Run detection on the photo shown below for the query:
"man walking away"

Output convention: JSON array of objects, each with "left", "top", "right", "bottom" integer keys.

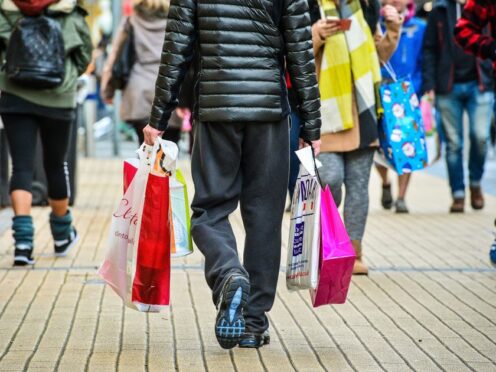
[
  {"left": 423, "top": 0, "right": 494, "bottom": 213},
  {"left": 143, "top": 0, "right": 321, "bottom": 349}
]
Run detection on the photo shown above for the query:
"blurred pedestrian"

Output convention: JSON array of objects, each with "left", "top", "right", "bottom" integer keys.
[
  {"left": 0, "top": 0, "right": 92, "bottom": 266},
  {"left": 101, "top": 0, "right": 188, "bottom": 145},
  {"left": 423, "top": 0, "right": 494, "bottom": 213},
  {"left": 376, "top": 0, "right": 426, "bottom": 213},
  {"left": 454, "top": 0, "right": 496, "bottom": 68},
  {"left": 143, "top": 0, "right": 321, "bottom": 349},
  {"left": 314, "top": 0, "right": 402, "bottom": 275},
  {"left": 454, "top": 0, "right": 496, "bottom": 263}
]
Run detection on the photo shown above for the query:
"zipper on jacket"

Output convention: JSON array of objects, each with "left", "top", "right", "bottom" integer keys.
[
  {"left": 475, "top": 60, "right": 484, "bottom": 92},
  {"left": 437, "top": 21, "right": 444, "bottom": 50},
  {"left": 448, "top": 63, "right": 455, "bottom": 92}
]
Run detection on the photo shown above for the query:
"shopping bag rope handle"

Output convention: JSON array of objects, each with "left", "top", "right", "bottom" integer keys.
[
  {"left": 380, "top": 60, "right": 398, "bottom": 82},
  {"left": 304, "top": 139, "right": 324, "bottom": 189}
]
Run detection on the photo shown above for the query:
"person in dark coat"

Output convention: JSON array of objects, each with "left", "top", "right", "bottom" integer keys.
[
  {"left": 423, "top": 0, "right": 494, "bottom": 213},
  {"left": 144, "top": 0, "right": 321, "bottom": 349}
]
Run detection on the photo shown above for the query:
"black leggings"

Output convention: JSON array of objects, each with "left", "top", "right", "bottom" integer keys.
[{"left": 2, "top": 113, "right": 71, "bottom": 200}]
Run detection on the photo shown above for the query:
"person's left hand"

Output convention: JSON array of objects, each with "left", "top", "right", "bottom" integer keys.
[
  {"left": 382, "top": 4, "right": 403, "bottom": 24},
  {"left": 143, "top": 124, "right": 164, "bottom": 145},
  {"left": 299, "top": 138, "right": 321, "bottom": 156}
]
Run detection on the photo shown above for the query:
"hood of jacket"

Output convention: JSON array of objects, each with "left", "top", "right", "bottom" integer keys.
[
  {"left": 130, "top": 12, "right": 167, "bottom": 65},
  {"left": 434, "top": 0, "right": 464, "bottom": 8},
  {"left": 132, "top": 9, "right": 167, "bottom": 32}
]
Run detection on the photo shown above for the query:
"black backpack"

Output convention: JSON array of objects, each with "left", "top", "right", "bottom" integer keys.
[
  {"left": 110, "top": 17, "right": 136, "bottom": 90},
  {"left": 2, "top": 13, "right": 65, "bottom": 89}
]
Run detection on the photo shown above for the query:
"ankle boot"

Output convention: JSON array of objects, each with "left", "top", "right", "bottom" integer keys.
[
  {"left": 12, "top": 215, "right": 35, "bottom": 266},
  {"left": 50, "top": 210, "right": 78, "bottom": 256},
  {"left": 352, "top": 240, "right": 368, "bottom": 275}
]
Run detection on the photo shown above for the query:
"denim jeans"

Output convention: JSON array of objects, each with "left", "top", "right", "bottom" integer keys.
[
  {"left": 288, "top": 111, "right": 301, "bottom": 199},
  {"left": 437, "top": 81, "right": 494, "bottom": 198}
]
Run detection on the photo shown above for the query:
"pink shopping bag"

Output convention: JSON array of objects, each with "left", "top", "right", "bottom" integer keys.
[{"left": 310, "top": 186, "right": 355, "bottom": 307}]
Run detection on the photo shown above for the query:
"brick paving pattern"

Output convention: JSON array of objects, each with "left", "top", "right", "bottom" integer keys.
[{"left": 0, "top": 158, "right": 495, "bottom": 371}]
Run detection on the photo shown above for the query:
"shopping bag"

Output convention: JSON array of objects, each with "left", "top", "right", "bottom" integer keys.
[
  {"left": 169, "top": 169, "right": 193, "bottom": 257},
  {"left": 124, "top": 159, "right": 193, "bottom": 258},
  {"left": 286, "top": 146, "right": 321, "bottom": 290},
  {"left": 123, "top": 158, "right": 138, "bottom": 193},
  {"left": 99, "top": 139, "right": 178, "bottom": 312},
  {"left": 420, "top": 96, "right": 441, "bottom": 165},
  {"left": 378, "top": 65, "right": 428, "bottom": 175},
  {"left": 310, "top": 185, "right": 355, "bottom": 307}
]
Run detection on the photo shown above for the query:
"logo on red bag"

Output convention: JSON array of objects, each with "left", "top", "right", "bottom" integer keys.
[{"left": 113, "top": 199, "right": 139, "bottom": 225}]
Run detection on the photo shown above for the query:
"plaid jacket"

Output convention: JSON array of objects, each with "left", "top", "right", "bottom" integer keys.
[{"left": 454, "top": 0, "right": 496, "bottom": 70}]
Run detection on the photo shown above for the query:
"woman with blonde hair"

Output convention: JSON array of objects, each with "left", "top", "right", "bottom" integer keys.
[
  {"left": 312, "top": 0, "right": 402, "bottom": 275},
  {"left": 101, "top": 0, "right": 186, "bottom": 144}
]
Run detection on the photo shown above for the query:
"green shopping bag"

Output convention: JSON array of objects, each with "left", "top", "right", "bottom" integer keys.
[{"left": 170, "top": 169, "right": 193, "bottom": 257}]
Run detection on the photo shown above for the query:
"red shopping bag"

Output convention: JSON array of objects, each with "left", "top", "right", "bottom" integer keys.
[
  {"left": 310, "top": 186, "right": 355, "bottom": 307},
  {"left": 99, "top": 140, "right": 177, "bottom": 312},
  {"left": 132, "top": 173, "right": 171, "bottom": 307}
]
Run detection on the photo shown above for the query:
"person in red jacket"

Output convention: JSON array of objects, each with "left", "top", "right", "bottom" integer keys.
[
  {"left": 454, "top": 0, "right": 496, "bottom": 70},
  {"left": 455, "top": 2, "right": 496, "bottom": 265}
]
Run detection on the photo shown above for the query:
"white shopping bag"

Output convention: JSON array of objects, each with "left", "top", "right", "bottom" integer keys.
[
  {"left": 98, "top": 139, "right": 178, "bottom": 312},
  {"left": 286, "top": 146, "right": 321, "bottom": 290}
]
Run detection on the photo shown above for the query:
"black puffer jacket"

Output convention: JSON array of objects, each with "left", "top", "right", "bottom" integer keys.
[{"left": 149, "top": 0, "right": 321, "bottom": 141}]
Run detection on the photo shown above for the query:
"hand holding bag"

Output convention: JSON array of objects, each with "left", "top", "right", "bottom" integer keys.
[
  {"left": 286, "top": 146, "right": 321, "bottom": 290},
  {"left": 123, "top": 159, "right": 193, "bottom": 258},
  {"left": 99, "top": 139, "right": 178, "bottom": 312},
  {"left": 287, "top": 145, "right": 356, "bottom": 305}
]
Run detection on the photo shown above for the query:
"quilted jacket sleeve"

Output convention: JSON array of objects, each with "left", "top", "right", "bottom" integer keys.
[
  {"left": 281, "top": 0, "right": 321, "bottom": 142},
  {"left": 149, "top": 0, "right": 197, "bottom": 131}
]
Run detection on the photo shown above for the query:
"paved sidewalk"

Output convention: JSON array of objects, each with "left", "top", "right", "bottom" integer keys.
[{"left": 0, "top": 158, "right": 495, "bottom": 372}]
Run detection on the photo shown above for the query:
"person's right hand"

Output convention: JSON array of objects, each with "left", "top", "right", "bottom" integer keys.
[
  {"left": 382, "top": 4, "right": 403, "bottom": 24},
  {"left": 143, "top": 124, "right": 164, "bottom": 145},
  {"left": 299, "top": 138, "right": 322, "bottom": 156},
  {"left": 314, "top": 19, "right": 341, "bottom": 40}
]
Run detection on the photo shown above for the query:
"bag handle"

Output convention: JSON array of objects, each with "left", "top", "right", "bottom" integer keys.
[
  {"left": 304, "top": 139, "right": 324, "bottom": 189},
  {"left": 381, "top": 60, "right": 398, "bottom": 82}
]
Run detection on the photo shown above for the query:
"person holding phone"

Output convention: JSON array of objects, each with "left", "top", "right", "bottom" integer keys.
[{"left": 312, "top": 0, "right": 402, "bottom": 275}]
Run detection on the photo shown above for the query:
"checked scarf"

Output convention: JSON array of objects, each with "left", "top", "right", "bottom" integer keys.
[{"left": 319, "top": 0, "right": 381, "bottom": 134}]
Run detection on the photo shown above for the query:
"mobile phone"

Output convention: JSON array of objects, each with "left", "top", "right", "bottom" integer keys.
[{"left": 326, "top": 17, "right": 352, "bottom": 31}]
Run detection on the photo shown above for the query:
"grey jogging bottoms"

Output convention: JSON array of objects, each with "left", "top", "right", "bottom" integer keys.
[
  {"left": 317, "top": 148, "right": 375, "bottom": 241},
  {"left": 190, "top": 118, "right": 290, "bottom": 334}
]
